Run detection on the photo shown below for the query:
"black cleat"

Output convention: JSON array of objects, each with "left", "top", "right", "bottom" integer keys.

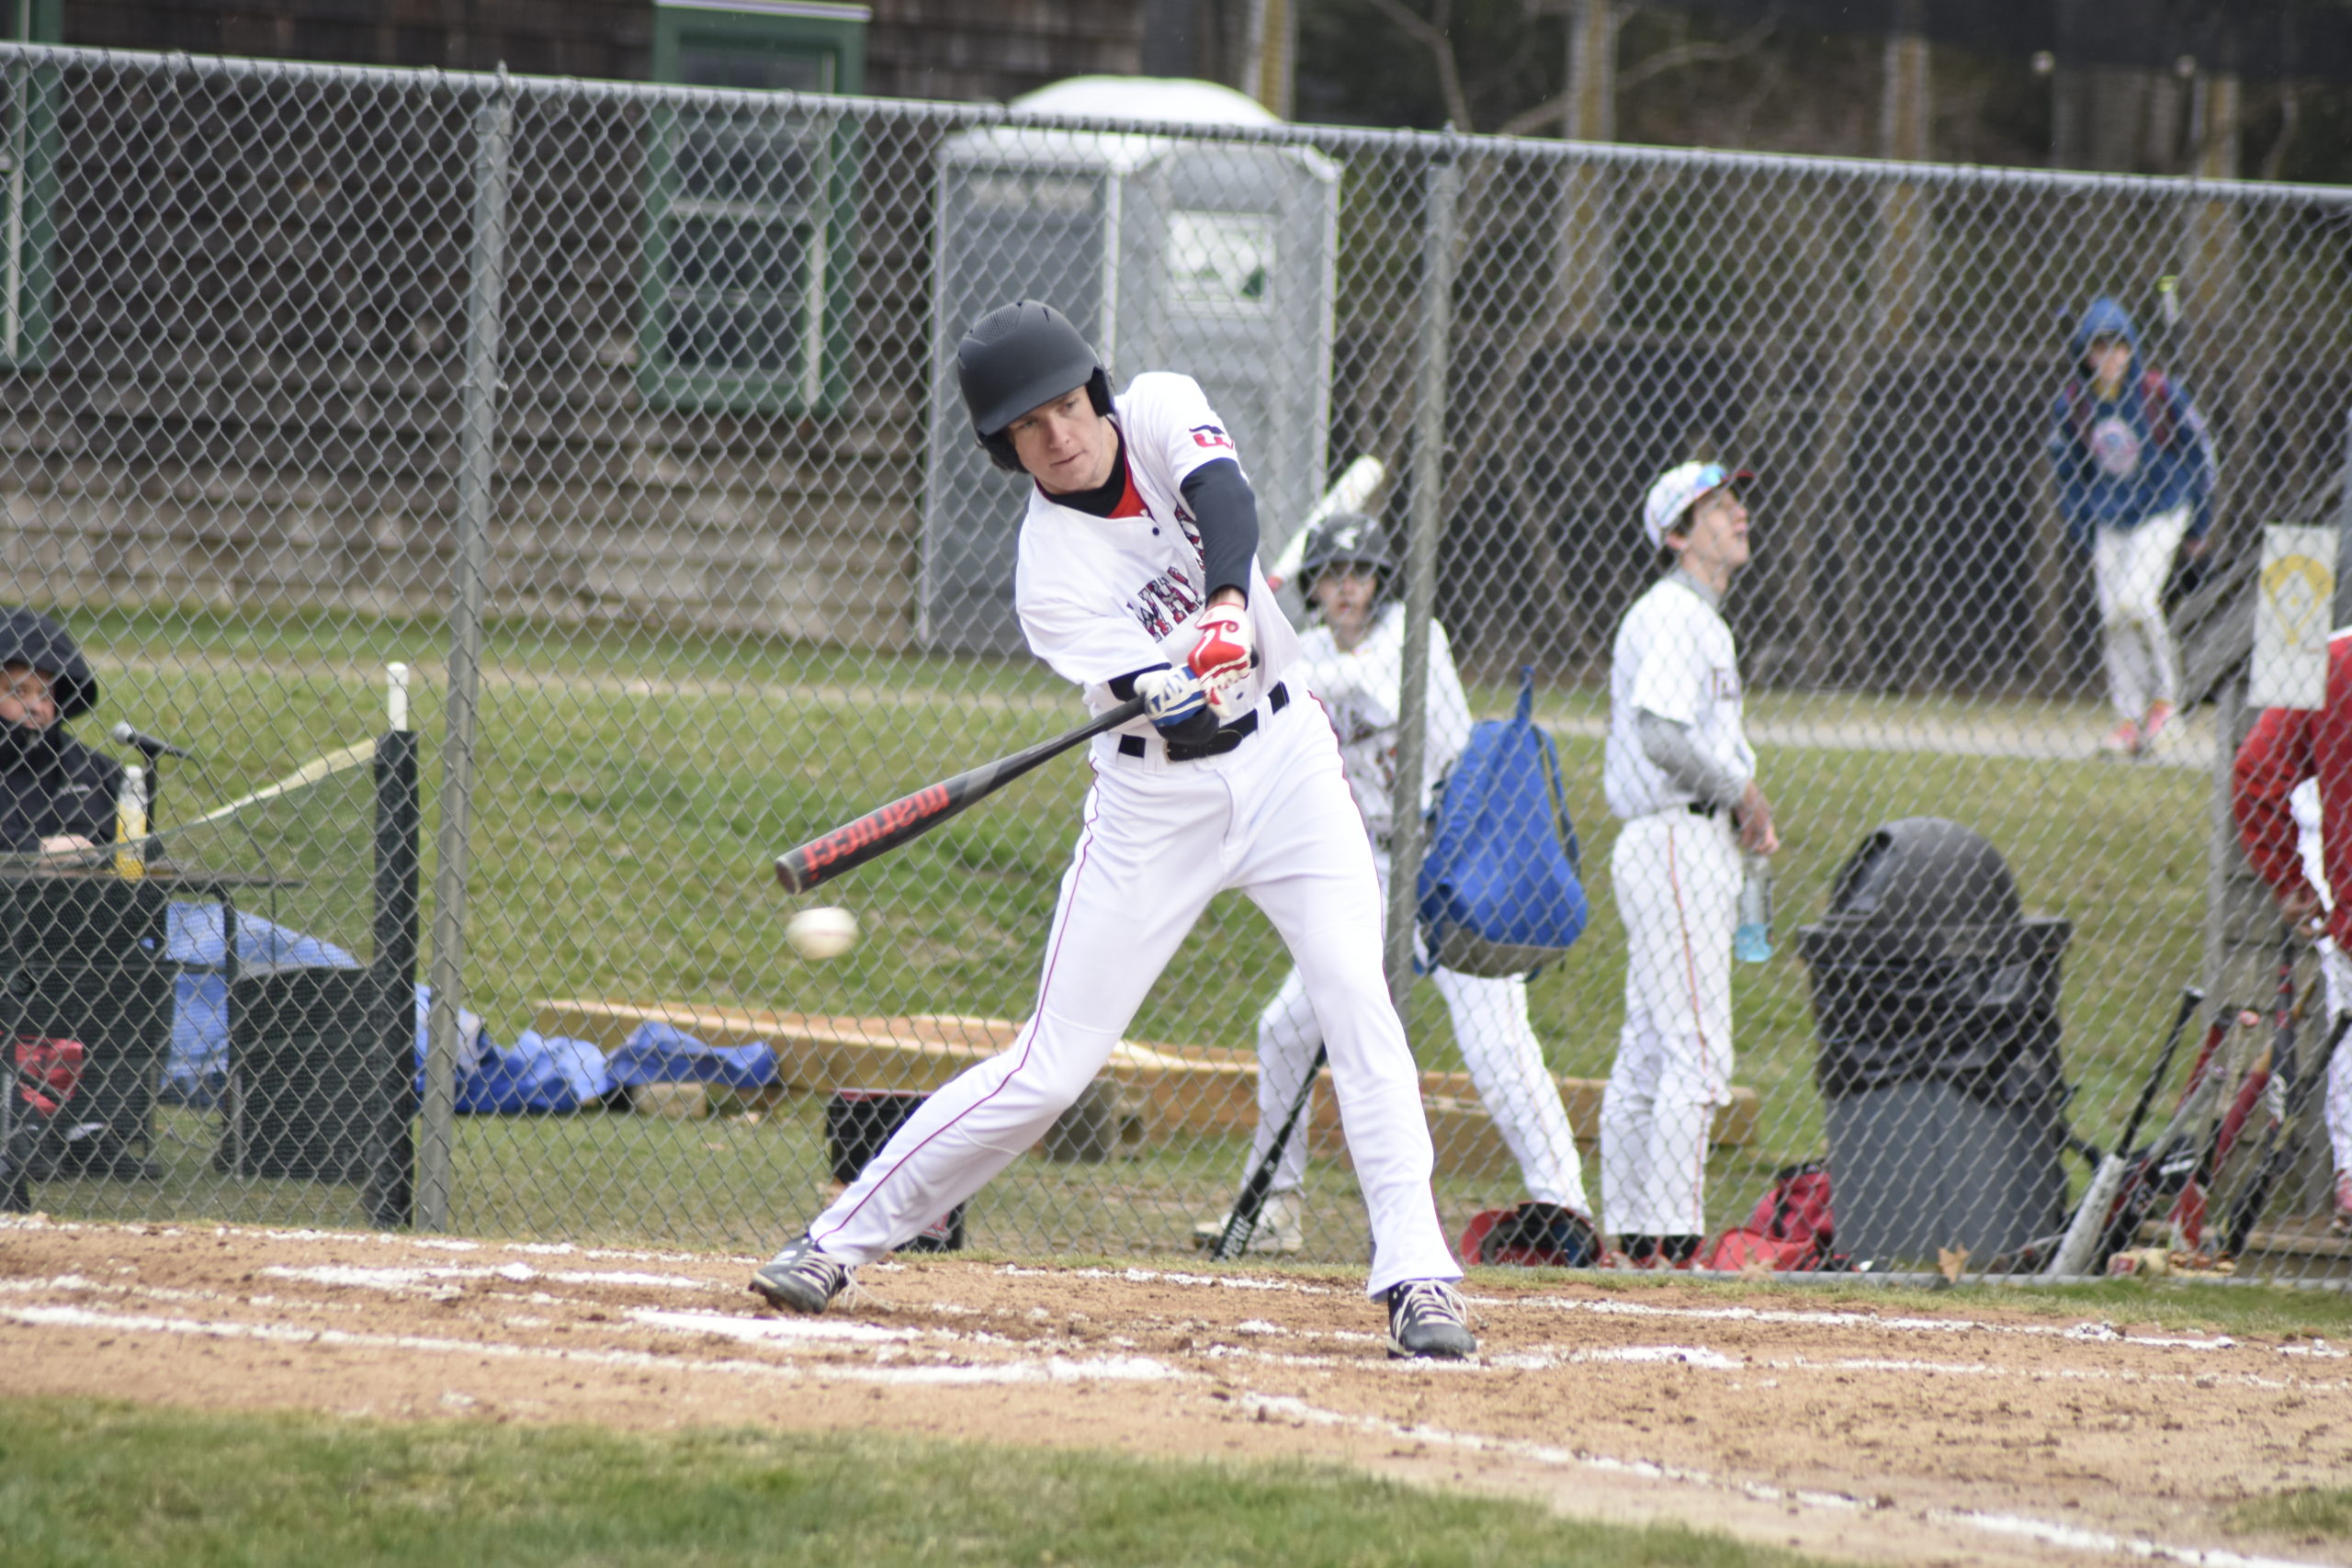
[
  {"left": 1385, "top": 1278, "right": 1476, "bottom": 1359},
  {"left": 750, "top": 1235, "right": 850, "bottom": 1315}
]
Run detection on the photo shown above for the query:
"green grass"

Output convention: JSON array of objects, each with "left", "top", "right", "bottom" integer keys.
[
  {"left": 26, "top": 604, "right": 2279, "bottom": 1258},
  {"left": 0, "top": 1398, "right": 1844, "bottom": 1568},
  {"left": 2228, "top": 1487, "right": 2352, "bottom": 1540}
]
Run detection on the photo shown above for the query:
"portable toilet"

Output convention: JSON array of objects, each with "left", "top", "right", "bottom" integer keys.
[{"left": 921, "top": 77, "right": 1340, "bottom": 655}]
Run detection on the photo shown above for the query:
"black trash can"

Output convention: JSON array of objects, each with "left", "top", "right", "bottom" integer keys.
[
  {"left": 223, "top": 964, "right": 385, "bottom": 1182},
  {"left": 1797, "top": 818, "right": 2072, "bottom": 1266}
]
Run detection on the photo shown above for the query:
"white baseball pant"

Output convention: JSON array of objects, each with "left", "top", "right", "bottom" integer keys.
[
  {"left": 1247, "top": 853, "right": 1590, "bottom": 1212},
  {"left": 803, "top": 696, "right": 1460, "bottom": 1296},
  {"left": 1601, "top": 808, "right": 1739, "bottom": 1239},
  {"left": 2315, "top": 939, "right": 2352, "bottom": 1185},
  {"left": 2092, "top": 504, "right": 2190, "bottom": 722}
]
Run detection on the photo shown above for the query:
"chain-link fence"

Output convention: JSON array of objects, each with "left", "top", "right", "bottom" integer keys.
[{"left": 6, "top": 41, "right": 2352, "bottom": 1285}]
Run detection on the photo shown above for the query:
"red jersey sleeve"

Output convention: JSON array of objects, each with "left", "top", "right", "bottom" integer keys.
[{"left": 2233, "top": 704, "right": 2316, "bottom": 902}]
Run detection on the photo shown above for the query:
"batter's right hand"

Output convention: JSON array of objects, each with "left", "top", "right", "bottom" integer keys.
[{"left": 1735, "top": 779, "right": 1779, "bottom": 855}]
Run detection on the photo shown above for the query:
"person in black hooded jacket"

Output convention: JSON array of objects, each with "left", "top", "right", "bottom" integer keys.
[{"left": 0, "top": 606, "right": 124, "bottom": 855}]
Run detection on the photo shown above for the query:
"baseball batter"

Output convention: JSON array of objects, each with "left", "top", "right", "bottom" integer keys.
[
  {"left": 1600, "top": 462, "right": 1779, "bottom": 1267},
  {"left": 752, "top": 301, "right": 1474, "bottom": 1358},
  {"left": 1196, "top": 514, "right": 1595, "bottom": 1259}
]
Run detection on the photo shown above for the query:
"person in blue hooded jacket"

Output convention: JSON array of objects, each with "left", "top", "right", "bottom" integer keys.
[
  {"left": 0, "top": 606, "right": 124, "bottom": 855},
  {"left": 2049, "top": 297, "right": 2216, "bottom": 757}
]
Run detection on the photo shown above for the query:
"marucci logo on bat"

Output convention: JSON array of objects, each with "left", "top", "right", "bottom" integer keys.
[{"left": 802, "top": 784, "right": 953, "bottom": 871}]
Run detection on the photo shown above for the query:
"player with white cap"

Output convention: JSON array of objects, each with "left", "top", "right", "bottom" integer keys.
[{"left": 1600, "top": 461, "right": 1779, "bottom": 1267}]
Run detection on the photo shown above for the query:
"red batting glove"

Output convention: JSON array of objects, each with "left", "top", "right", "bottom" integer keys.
[{"left": 1187, "top": 604, "right": 1252, "bottom": 682}]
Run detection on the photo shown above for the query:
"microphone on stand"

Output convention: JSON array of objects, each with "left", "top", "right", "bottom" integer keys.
[{"left": 111, "top": 722, "right": 194, "bottom": 760}]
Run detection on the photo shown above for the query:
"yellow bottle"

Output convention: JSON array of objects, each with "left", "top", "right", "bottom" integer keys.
[{"left": 113, "top": 764, "right": 146, "bottom": 879}]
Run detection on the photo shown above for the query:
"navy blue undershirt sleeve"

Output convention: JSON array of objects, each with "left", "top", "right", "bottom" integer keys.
[{"left": 1179, "top": 458, "right": 1260, "bottom": 601}]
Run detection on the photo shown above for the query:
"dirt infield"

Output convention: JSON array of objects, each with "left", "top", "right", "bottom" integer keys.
[{"left": 4, "top": 1216, "right": 2348, "bottom": 1568}]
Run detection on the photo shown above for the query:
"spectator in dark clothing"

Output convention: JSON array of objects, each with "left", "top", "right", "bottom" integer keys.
[{"left": 0, "top": 606, "right": 123, "bottom": 855}]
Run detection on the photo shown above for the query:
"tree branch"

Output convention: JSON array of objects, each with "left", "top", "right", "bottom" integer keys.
[
  {"left": 1614, "top": 6, "right": 1779, "bottom": 94},
  {"left": 1495, "top": 5, "right": 1779, "bottom": 140},
  {"left": 1363, "top": 0, "right": 1476, "bottom": 132}
]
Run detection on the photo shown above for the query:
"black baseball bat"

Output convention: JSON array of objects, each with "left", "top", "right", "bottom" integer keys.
[
  {"left": 2047, "top": 981, "right": 2202, "bottom": 1275},
  {"left": 2120, "top": 985, "right": 2205, "bottom": 1162},
  {"left": 1211, "top": 1043, "right": 1326, "bottom": 1261},
  {"left": 2088, "top": 983, "right": 2204, "bottom": 1265},
  {"left": 775, "top": 695, "right": 1148, "bottom": 894}
]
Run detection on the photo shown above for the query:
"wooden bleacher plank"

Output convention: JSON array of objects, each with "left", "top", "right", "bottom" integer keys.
[{"left": 531, "top": 998, "right": 1758, "bottom": 1176}]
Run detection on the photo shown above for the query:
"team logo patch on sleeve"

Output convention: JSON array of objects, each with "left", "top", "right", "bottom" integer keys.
[{"left": 1188, "top": 423, "right": 1234, "bottom": 452}]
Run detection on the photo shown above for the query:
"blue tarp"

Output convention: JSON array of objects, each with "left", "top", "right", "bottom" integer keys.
[
  {"left": 454, "top": 1031, "right": 615, "bottom": 1114},
  {"left": 608, "top": 1019, "right": 778, "bottom": 1091}
]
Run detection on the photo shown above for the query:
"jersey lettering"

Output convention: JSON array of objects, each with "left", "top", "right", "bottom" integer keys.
[
  {"left": 1188, "top": 423, "right": 1234, "bottom": 452},
  {"left": 1127, "top": 570, "right": 1204, "bottom": 639}
]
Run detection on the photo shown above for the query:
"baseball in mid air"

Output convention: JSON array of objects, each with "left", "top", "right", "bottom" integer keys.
[{"left": 786, "top": 906, "right": 859, "bottom": 960}]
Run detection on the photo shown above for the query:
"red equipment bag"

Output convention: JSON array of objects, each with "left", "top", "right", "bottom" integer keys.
[
  {"left": 1700, "top": 1161, "right": 1849, "bottom": 1272},
  {"left": 12, "top": 1036, "right": 85, "bottom": 1118}
]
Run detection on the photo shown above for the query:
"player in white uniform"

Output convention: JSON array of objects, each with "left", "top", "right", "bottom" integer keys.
[
  {"left": 751, "top": 301, "right": 1474, "bottom": 1358},
  {"left": 1193, "top": 514, "right": 1597, "bottom": 1261},
  {"left": 1600, "top": 462, "right": 1779, "bottom": 1267}
]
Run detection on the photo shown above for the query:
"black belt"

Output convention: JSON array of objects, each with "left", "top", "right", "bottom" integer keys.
[
  {"left": 1687, "top": 801, "right": 1719, "bottom": 819},
  {"left": 1118, "top": 682, "right": 1289, "bottom": 761}
]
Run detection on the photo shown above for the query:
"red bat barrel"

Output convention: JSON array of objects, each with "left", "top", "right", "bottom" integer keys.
[{"left": 774, "top": 694, "right": 1148, "bottom": 895}]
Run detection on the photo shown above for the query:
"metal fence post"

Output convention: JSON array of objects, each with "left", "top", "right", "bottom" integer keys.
[
  {"left": 420, "top": 75, "right": 513, "bottom": 1231},
  {"left": 1384, "top": 147, "right": 1458, "bottom": 1009},
  {"left": 2336, "top": 405, "right": 2352, "bottom": 630}
]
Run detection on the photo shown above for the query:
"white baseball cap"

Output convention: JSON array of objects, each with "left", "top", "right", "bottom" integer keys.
[{"left": 1642, "top": 461, "right": 1755, "bottom": 547}]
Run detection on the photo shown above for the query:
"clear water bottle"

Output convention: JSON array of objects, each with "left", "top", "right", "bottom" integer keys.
[{"left": 1735, "top": 851, "right": 1772, "bottom": 963}]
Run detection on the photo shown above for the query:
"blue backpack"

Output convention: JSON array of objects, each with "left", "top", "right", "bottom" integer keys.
[{"left": 1416, "top": 669, "right": 1589, "bottom": 976}]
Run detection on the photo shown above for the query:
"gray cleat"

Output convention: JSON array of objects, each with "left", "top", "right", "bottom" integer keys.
[
  {"left": 750, "top": 1235, "right": 850, "bottom": 1315},
  {"left": 1385, "top": 1278, "right": 1476, "bottom": 1359}
]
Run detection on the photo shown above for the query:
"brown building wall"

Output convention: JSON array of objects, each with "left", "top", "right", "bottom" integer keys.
[
  {"left": 865, "top": 0, "right": 1142, "bottom": 104},
  {"left": 65, "top": 0, "right": 654, "bottom": 78},
  {"left": 63, "top": 2, "right": 1146, "bottom": 105},
  {"left": 17, "top": 5, "right": 1147, "bottom": 647}
]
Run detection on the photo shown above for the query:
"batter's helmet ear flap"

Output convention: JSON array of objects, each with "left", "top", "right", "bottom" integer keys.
[
  {"left": 978, "top": 429, "right": 1023, "bottom": 472},
  {"left": 1085, "top": 366, "right": 1113, "bottom": 417}
]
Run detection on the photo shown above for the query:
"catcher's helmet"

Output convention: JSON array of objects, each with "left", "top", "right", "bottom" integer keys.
[
  {"left": 1296, "top": 512, "right": 1396, "bottom": 599},
  {"left": 955, "top": 299, "right": 1114, "bottom": 473}
]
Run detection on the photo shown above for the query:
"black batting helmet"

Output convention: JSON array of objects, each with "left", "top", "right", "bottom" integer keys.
[
  {"left": 955, "top": 300, "right": 1114, "bottom": 473},
  {"left": 1296, "top": 513, "right": 1396, "bottom": 601}
]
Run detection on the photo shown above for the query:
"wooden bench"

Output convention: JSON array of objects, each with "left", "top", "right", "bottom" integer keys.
[{"left": 534, "top": 998, "right": 1758, "bottom": 1179}]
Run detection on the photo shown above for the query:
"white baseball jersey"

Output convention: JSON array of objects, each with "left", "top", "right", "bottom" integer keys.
[
  {"left": 1292, "top": 602, "right": 1473, "bottom": 845},
  {"left": 1603, "top": 574, "right": 1755, "bottom": 820},
  {"left": 1013, "top": 372, "right": 1298, "bottom": 759}
]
